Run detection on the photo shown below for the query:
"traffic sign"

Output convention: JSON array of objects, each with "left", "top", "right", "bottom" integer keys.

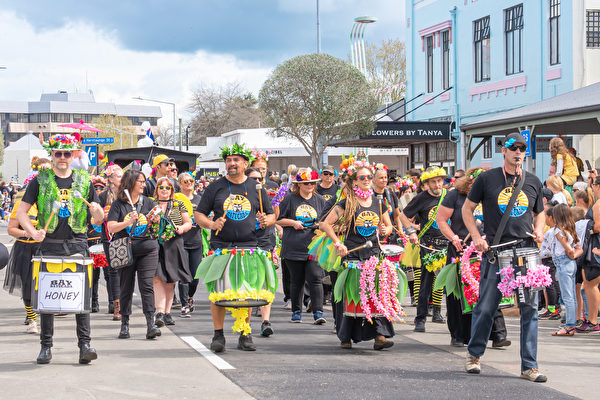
[
  {"left": 82, "top": 137, "right": 114, "bottom": 144},
  {"left": 520, "top": 129, "right": 531, "bottom": 156},
  {"left": 86, "top": 145, "right": 97, "bottom": 167}
]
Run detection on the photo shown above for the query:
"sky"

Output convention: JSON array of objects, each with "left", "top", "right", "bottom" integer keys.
[{"left": 0, "top": 0, "right": 405, "bottom": 127}]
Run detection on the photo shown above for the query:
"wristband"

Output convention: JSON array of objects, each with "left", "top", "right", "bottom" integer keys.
[
  {"left": 333, "top": 241, "right": 342, "bottom": 248},
  {"left": 451, "top": 234, "right": 460, "bottom": 242},
  {"left": 405, "top": 227, "right": 416, "bottom": 235}
]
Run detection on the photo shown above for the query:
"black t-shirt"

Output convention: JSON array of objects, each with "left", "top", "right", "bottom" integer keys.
[
  {"left": 467, "top": 167, "right": 543, "bottom": 242},
  {"left": 182, "top": 193, "right": 203, "bottom": 249},
  {"left": 265, "top": 180, "right": 279, "bottom": 190},
  {"left": 441, "top": 189, "right": 469, "bottom": 238},
  {"left": 107, "top": 196, "right": 158, "bottom": 254},
  {"left": 402, "top": 190, "right": 446, "bottom": 241},
  {"left": 374, "top": 188, "right": 398, "bottom": 220},
  {"left": 22, "top": 174, "right": 98, "bottom": 241},
  {"left": 279, "top": 193, "right": 326, "bottom": 260},
  {"left": 98, "top": 189, "right": 115, "bottom": 243},
  {"left": 317, "top": 183, "right": 338, "bottom": 202},
  {"left": 339, "top": 194, "right": 382, "bottom": 261},
  {"left": 196, "top": 176, "right": 274, "bottom": 248}
]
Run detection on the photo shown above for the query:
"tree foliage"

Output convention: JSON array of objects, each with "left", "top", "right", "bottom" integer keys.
[
  {"left": 0, "top": 130, "right": 4, "bottom": 169},
  {"left": 86, "top": 114, "right": 137, "bottom": 151},
  {"left": 259, "top": 53, "right": 377, "bottom": 168},
  {"left": 187, "top": 82, "right": 264, "bottom": 146},
  {"left": 364, "top": 39, "right": 406, "bottom": 105}
]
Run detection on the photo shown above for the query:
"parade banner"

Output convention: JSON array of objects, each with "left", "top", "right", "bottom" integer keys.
[{"left": 364, "top": 121, "right": 452, "bottom": 141}]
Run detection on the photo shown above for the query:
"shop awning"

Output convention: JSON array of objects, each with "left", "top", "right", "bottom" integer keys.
[{"left": 331, "top": 121, "right": 453, "bottom": 147}]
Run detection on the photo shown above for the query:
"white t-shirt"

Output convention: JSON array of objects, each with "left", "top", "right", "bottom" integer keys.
[
  {"left": 551, "top": 191, "right": 568, "bottom": 205},
  {"left": 552, "top": 229, "right": 573, "bottom": 257},
  {"left": 540, "top": 227, "right": 556, "bottom": 259},
  {"left": 575, "top": 219, "right": 589, "bottom": 248}
]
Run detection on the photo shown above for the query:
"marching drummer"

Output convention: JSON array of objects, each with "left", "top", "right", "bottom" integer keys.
[
  {"left": 17, "top": 133, "right": 104, "bottom": 365},
  {"left": 194, "top": 143, "right": 275, "bottom": 353},
  {"left": 462, "top": 132, "right": 546, "bottom": 382}
]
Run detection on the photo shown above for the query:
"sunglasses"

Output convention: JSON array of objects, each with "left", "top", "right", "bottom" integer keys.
[
  {"left": 507, "top": 144, "right": 527, "bottom": 153},
  {"left": 181, "top": 180, "right": 194, "bottom": 184},
  {"left": 301, "top": 182, "right": 316, "bottom": 186},
  {"left": 158, "top": 185, "right": 172, "bottom": 191},
  {"left": 53, "top": 151, "right": 72, "bottom": 159},
  {"left": 171, "top": 169, "right": 178, "bottom": 172},
  {"left": 322, "top": 171, "right": 333, "bottom": 176},
  {"left": 357, "top": 175, "right": 373, "bottom": 181}
]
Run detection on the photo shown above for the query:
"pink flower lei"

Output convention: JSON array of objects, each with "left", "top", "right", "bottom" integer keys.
[
  {"left": 353, "top": 186, "right": 373, "bottom": 199},
  {"left": 460, "top": 243, "right": 482, "bottom": 305},
  {"left": 497, "top": 264, "right": 552, "bottom": 298},
  {"left": 357, "top": 256, "right": 405, "bottom": 323}
]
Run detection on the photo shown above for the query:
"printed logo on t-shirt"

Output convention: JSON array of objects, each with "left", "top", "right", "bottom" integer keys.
[
  {"left": 474, "top": 203, "right": 484, "bottom": 221},
  {"left": 223, "top": 195, "right": 251, "bottom": 221},
  {"left": 427, "top": 206, "right": 441, "bottom": 230},
  {"left": 124, "top": 213, "right": 148, "bottom": 236},
  {"left": 295, "top": 204, "right": 318, "bottom": 226},
  {"left": 497, "top": 187, "right": 529, "bottom": 217},
  {"left": 92, "top": 223, "right": 102, "bottom": 233},
  {"left": 355, "top": 210, "right": 380, "bottom": 237},
  {"left": 58, "top": 188, "right": 71, "bottom": 217},
  {"left": 323, "top": 194, "right": 332, "bottom": 201}
]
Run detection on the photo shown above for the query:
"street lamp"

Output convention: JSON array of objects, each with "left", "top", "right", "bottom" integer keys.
[
  {"left": 132, "top": 96, "right": 177, "bottom": 150},
  {"left": 350, "top": 16, "right": 377, "bottom": 75}
]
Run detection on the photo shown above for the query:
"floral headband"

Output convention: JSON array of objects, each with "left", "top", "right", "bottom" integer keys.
[
  {"left": 467, "top": 168, "right": 483, "bottom": 181},
  {"left": 44, "top": 133, "right": 81, "bottom": 154},
  {"left": 293, "top": 169, "right": 320, "bottom": 183},
  {"left": 92, "top": 175, "right": 107, "bottom": 187},
  {"left": 374, "top": 162, "right": 388, "bottom": 172},
  {"left": 395, "top": 178, "right": 417, "bottom": 191},
  {"left": 250, "top": 148, "right": 270, "bottom": 164},
  {"left": 103, "top": 163, "right": 123, "bottom": 177},
  {"left": 340, "top": 154, "right": 375, "bottom": 179},
  {"left": 220, "top": 143, "right": 252, "bottom": 161},
  {"left": 420, "top": 167, "right": 447, "bottom": 182}
]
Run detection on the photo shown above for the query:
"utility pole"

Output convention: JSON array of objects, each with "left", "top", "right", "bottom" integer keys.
[{"left": 316, "top": 0, "right": 321, "bottom": 53}]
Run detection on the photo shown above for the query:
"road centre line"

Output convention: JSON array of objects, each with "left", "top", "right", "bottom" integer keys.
[{"left": 180, "top": 336, "right": 235, "bottom": 370}]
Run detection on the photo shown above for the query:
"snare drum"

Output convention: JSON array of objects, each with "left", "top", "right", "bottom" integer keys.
[
  {"left": 31, "top": 255, "right": 93, "bottom": 314},
  {"left": 380, "top": 244, "right": 404, "bottom": 262},
  {"left": 89, "top": 244, "right": 104, "bottom": 255},
  {"left": 497, "top": 247, "right": 541, "bottom": 271}
]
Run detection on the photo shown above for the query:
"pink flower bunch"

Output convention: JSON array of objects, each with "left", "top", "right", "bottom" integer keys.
[
  {"left": 460, "top": 243, "right": 482, "bottom": 305},
  {"left": 497, "top": 264, "right": 552, "bottom": 298},
  {"left": 358, "top": 256, "right": 404, "bottom": 323}
]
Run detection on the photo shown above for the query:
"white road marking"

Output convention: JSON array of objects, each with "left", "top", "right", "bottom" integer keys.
[{"left": 180, "top": 336, "right": 235, "bottom": 370}]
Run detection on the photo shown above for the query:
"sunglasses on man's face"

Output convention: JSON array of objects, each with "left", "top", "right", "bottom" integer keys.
[
  {"left": 158, "top": 185, "right": 172, "bottom": 191},
  {"left": 322, "top": 171, "right": 333, "bottom": 176},
  {"left": 507, "top": 144, "right": 527, "bottom": 153},
  {"left": 357, "top": 175, "right": 373, "bottom": 181},
  {"left": 53, "top": 151, "right": 72, "bottom": 159}
]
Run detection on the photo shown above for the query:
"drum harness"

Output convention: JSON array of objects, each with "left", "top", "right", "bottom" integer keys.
[{"left": 484, "top": 172, "right": 526, "bottom": 278}]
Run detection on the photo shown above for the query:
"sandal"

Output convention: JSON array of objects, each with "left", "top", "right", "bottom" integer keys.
[{"left": 552, "top": 326, "right": 575, "bottom": 336}]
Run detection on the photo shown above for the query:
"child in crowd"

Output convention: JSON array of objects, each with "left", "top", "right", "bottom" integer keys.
[
  {"left": 551, "top": 204, "right": 582, "bottom": 336},
  {"left": 571, "top": 206, "right": 589, "bottom": 326},
  {"left": 546, "top": 176, "right": 573, "bottom": 206},
  {"left": 539, "top": 206, "right": 561, "bottom": 320}
]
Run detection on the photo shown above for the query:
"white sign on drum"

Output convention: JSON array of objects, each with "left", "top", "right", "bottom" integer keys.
[{"left": 38, "top": 272, "right": 85, "bottom": 312}]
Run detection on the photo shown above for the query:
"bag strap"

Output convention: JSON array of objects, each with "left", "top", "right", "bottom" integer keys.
[
  {"left": 418, "top": 188, "right": 447, "bottom": 240},
  {"left": 491, "top": 173, "right": 526, "bottom": 248}
]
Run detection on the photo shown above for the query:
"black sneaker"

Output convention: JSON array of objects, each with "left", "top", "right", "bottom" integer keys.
[
  {"left": 260, "top": 321, "right": 274, "bottom": 337},
  {"left": 210, "top": 334, "right": 226, "bottom": 353},
  {"left": 188, "top": 298, "right": 195, "bottom": 313},
  {"left": 155, "top": 312, "right": 165, "bottom": 328},
  {"left": 414, "top": 320, "right": 426, "bottom": 332},
  {"left": 164, "top": 313, "right": 175, "bottom": 326},
  {"left": 238, "top": 334, "right": 256, "bottom": 351}
]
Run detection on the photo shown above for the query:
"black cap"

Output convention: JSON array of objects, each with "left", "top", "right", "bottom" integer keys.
[
  {"left": 503, "top": 132, "right": 527, "bottom": 148},
  {"left": 542, "top": 188, "right": 553, "bottom": 202}
]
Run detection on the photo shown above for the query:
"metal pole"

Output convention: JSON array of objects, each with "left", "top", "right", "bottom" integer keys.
[
  {"left": 178, "top": 117, "right": 182, "bottom": 151},
  {"left": 316, "top": 0, "right": 321, "bottom": 53},
  {"left": 185, "top": 126, "right": 189, "bottom": 151},
  {"left": 173, "top": 105, "right": 176, "bottom": 150}
]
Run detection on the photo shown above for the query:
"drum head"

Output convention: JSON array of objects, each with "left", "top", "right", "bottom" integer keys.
[
  {"left": 89, "top": 244, "right": 104, "bottom": 255},
  {"left": 380, "top": 244, "right": 404, "bottom": 257},
  {"left": 214, "top": 299, "right": 269, "bottom": 308}
]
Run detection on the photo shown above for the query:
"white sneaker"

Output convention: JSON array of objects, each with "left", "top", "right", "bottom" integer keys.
[
  {"left": 465, "top": 354, "right": 481, "bottom": 374},
  {"left": 26, "top": 321, "right": 38, "bottom": 334},
  {"left": 537, "top": 307, "right": 547, "bottom": 316},
  {"left": 520, "top": 368, "right": 548, "bottom": 383},
  {"left": 283, "top": 300, "right": 292, "bottom": 310}
]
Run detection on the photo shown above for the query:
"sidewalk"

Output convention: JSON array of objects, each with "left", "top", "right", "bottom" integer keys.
[
  {"left": 399, "top": 304, "right": 600, "bottom": 399},
  {"left": 0, "top": 269, "right": 253, "bottom": 400}
]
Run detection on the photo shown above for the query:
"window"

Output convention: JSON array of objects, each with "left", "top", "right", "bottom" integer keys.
[
  {"left": 587, "top": 10, "right": 600, "bottom": 47},
  {"left": 505, "top": 4, "right": 524, "bottom": 75},
  {"left": 426, "top": 35, "right": 434, "bottom": 93},
  {"left": 441, "top": 30, "right": 450, "bottom": 90},
  {"left": 413, "top": 144, "right": 425, "bottom": 163},
  {"left": 483, "top": 138, "right": 493, "bottom": 159},
  {"left": 549, "top": 0, "right": 560, "bottom": 64},
  {"left": 474, "top": 16, "right": 491, "bottom": 82},
  {"left": 51, "top": 113, "right": 70, "bottom": 123}
]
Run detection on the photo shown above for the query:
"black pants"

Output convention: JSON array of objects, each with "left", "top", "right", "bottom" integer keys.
[
  {"left": 415, "top": 266, "right": 436, "bottom": 323},
  {"left": 446, "top": 294, "right": 472, "bottom": 342},
  {"left": 543, "top": 258, "right": 561, "bottom": 308},
  {"left": 119, "top": 248, "right": 159, "bottom": 315},
  {"left": 103, "top": 242, "right": 120, "bottom": 300},
  {"left": 38, "top": 239, "right": 90, "bottom": 348},
  {"left": 282, "top": 258, "right": 291, "bottom": 302},
  {"left": 40, "top": 313, "right": 90, "bottom": 348},
  {"left": 286, "top": 259, "right": 323, "bottom": 313},
  {"left": 92, "top": 267, "right": 111, "bottom": 304},
  {"left": 329, "top": 271, "right": 344, "bottom": 332},
  {"left": 179, "top": 247, "right": 203, "bottom": 308}
]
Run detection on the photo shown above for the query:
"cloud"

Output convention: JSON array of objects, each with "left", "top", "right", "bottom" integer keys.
[{"left": 0, "top": 10, "right": 272, "bottom": 126}]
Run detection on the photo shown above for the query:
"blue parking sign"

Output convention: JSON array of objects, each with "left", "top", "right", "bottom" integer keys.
[
  {"left": 86, "top": 145, "right": 97, "bottom": 167},
  {"left": 520, "top": 130, "right": 531, "bottom": 156}
]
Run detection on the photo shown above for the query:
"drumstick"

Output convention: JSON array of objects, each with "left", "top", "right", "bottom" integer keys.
[
  {"left": 43, "top": 201, "right": 61, "bottom": 231},
  {"left": 123, "top": 189, "right": 136, "bottom": 210},
  {"left": 72, "top": 189, "right": 92, "bottom": 208},
  {"left": 377, "top": 194, "right": 384, "bottom": 218},
  {"left": 215, "top": 195, "right": 234, "bottom": 236},
  {"left": 347, "top": 240, "right": 373, "bottom": 254},
  {"left": 462, "top": 233, "right": 471, "bottom": 243},
  {"left": 257, "top": 183, "right": 264, "bottom": 214}
]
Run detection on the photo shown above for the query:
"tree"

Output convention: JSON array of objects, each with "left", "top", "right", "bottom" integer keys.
[
  {"left": 0, "top": 130, "right": 4, "bottom": 171},
  {"left": 187, "top": 82, "right": 264, "bottom": 146},
  {"left": 364, "top": 39, "right": 406, "bottom": 105},
  {"left": 155, "top": 124, "right": 176, "bottom": 147},
  {"left": 259, "top": 53, "right": 377, "bottom": 169},
  {"left": 85, "top": 115, "right": 137, "bottom": 151}
]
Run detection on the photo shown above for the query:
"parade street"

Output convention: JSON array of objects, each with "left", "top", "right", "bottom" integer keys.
[{"left": 1, "top": 228, "right": 597, "bottom": 400}]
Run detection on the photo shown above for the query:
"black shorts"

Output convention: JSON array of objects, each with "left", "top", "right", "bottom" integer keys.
[
  {"left": 576, "top": 264, "right": 583, "bottom": 284},
  {"left": 583, "top": 265, "right": 600, "bottom": 282}
]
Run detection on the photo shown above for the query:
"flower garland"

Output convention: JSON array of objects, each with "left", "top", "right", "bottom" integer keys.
[
  {"left": 355, "top": 256, "right": 405, "bottom": 323},
  {"left": 207, "top": 248, "right": 272, "bottom": 258},
  {"left": 353, "top": 186, "right": 373, "bottom": 199},
  {"left": 460, "top": 243, "right": 482, "bottom": 305},
  {"left": 395, "top": 178, "right": 417, "bottom": 192},
  {"left": 208, "top": 289, "right": 275, "bottom": 334},
  {"left": 44, "top": 133, "right": 81, "bottom": 154},
  {"left": 422, "top": 248, "right": 447, "bottom": 272},
  {"left": 149, "top": 215, "right": 176, "bottom": 243},
  {"left": 250, "top": 148, "right": 270, "bottom": 163},
  {"left": 271, "top": 184, "right": 288, "bottom": 207},
  {"left": 497, "top": 264, "right": 552, "bottom": 298},
  {"left": 339, "top": 153, "right": 375, "bottom": 179}
]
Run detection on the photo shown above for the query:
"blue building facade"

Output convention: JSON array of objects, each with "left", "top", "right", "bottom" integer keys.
[{"left": 404, "top": 0, "right": 597, "bottom": 179}]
